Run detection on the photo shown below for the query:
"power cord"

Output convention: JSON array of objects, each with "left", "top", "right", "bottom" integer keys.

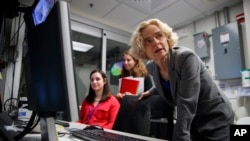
[{"left": 14, "top": 111, "right": 40, "bottom": 141}]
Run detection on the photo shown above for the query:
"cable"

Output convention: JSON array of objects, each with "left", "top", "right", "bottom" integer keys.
[{"left": 14, "top": 111, "right": 39, "bottom": 141}]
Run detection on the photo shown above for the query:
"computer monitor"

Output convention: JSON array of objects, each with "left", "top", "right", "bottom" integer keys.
[
  {"left": 32, "top": 0, "right": 54, "bottom": 26},
  {"left": 24, "top": 0, "right": 55, "bottom": 28},
  {"left": 23, "top": 0, "right": 79, "bottom": 121}
]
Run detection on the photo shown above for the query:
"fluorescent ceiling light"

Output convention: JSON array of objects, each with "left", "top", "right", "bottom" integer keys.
[{"left": 72, "top": 41, "right": 94, "bottom": 52}]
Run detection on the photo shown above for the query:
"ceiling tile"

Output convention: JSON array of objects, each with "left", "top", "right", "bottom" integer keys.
[
  {"left": 118, "top": 0, "right": 177, "bottom": 14},
  {"left": 68, "top": 0, "right": 242, "bottom": 32},
  {"left": 104, "top": 4, "right": 148, "bottom": 27},
  {"left": 70, "top": 0, "right": 119, "bottom": 18},
  {"left": 185, "top": 0, "right": 241, "bottom": 15},
  {"left": 153, "top": 1, "right": 202, "bottom": 27}
]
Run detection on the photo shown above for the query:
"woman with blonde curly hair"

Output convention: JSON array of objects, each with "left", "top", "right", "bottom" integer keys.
[{"left": 129, "top": 18, "right": 234, "bottom": 141}]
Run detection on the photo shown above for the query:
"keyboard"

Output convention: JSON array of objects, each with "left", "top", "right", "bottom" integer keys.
[{"left": 70, "top": 129, "right": 147, "bottom": 141}]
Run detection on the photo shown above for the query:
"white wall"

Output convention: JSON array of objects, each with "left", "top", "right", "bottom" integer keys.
[
  {"left": 243, "top": 0, "right": 250, "bottom": 68},
  {"left": 177, "top": 3, "right": 244, "bottom": 78},
  {"left": 176, "top": 2, "right": 250, "bottom": 121},
  {"left": 75, "top": 64, "right": 97, "bottom": 104}
]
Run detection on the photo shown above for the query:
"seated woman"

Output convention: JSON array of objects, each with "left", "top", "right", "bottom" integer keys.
[{"left": 78, "top": 69, "right": 120, "bottom": 129}]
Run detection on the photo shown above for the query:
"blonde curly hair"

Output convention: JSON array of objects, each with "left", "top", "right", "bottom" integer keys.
[{"left": 129, "top": 19, "right": 178, "bottom": 60}]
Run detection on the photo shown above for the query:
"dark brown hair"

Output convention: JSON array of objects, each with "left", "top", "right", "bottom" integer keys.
[{"left": 86, "top": 69, "right": 111, "bottom": 103}]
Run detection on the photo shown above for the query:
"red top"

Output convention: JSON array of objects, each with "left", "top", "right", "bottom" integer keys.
[{"left": 78, "top": 94, "right": 120, "bottom": 129}]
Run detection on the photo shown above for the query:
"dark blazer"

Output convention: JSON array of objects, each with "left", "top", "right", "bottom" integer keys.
[{"left": 147, "top": 46, "right": 234, "bottom": 141}]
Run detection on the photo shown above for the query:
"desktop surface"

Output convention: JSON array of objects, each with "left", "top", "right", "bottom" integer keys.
[{"left": 21, "top": 121, "right": 167, "bottom": 141}]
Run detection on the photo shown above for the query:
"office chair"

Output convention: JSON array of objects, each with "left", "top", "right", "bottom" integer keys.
[
  {"left": 148, "top": 94, "right": 174, "bottom": 140},
  {"left": 113, "top": 95, "right": 151, "bottom": 136}
]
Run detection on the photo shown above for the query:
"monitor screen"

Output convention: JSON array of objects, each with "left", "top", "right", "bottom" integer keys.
[
  {"left": 23, "top": 0, "right": 55, "bottom": 28},
  {"left": 23, "top": 1, "right": 79, "bottom": 121},
  {"left": 32, "top": 0, "right": 54, "bottom": 26}
]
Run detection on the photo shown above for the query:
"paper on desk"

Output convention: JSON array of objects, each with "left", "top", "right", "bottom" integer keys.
[{"left": 118, "top": 77, "right": 144, "bottom": 95}]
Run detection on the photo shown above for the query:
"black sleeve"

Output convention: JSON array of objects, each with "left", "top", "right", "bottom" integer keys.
[{"left": 144, "top": 75, "right": 153, "bottom": 92}]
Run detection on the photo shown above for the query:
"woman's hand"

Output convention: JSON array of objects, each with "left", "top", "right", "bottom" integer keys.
[
  {"left": 116, "top": 93, "right": 125, "bottom": 100},
  {"left": 138, "top": 91, "right": 152, "bottom": 100}
]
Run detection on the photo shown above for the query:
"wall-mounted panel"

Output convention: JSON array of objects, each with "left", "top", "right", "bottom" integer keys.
[
  {"left": 212, "top": 22, "right": 244, "bottom": 80},
  {"left": 194, "top": 32, "right": 210, "bottom": 59}
]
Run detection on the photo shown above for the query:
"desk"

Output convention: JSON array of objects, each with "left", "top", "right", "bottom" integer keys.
[{"left": 21, "top": 122, "right": 168, "bottom": 141}]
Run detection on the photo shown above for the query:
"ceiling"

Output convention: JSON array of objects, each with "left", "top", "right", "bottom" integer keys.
[
  {"left": 68, "top": 0, "right": 242, "bottom": 65},
  {"left": 18, "top": 0, "right": 243, "bottom": 65},
  {"left": 69, "top": 0, "right": 242, "bottom": 32}
]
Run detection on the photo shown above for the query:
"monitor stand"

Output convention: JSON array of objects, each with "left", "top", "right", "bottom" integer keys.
[{"left": 40, "top": 116, "right": 58, "bottom": 141}]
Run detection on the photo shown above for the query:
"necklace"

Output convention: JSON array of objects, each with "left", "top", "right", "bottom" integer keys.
[
  {"left": 94, "top": 95, "right": 102, "bottom": 102},
  {"left": 94, "top": 99, "right": 100, "bottom": 102}
]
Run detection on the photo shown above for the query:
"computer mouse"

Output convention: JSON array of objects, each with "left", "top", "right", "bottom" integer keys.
[{"left": 83, "top": 125, "right": 104, "bottom": 130}]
